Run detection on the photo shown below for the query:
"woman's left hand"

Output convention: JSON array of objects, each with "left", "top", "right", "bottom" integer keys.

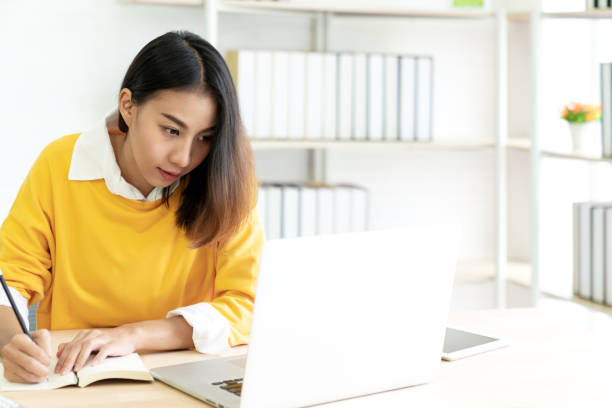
[{"left": 54, "top": 326, "right": 138, "bottom": 375}]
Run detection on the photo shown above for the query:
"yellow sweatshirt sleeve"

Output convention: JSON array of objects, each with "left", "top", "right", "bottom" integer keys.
[
  {"left": 210, "top": 208, "right": 265, "bottom": 346},
  {"left": 0, "top": 148, "right": 55, "bottom": 305}
]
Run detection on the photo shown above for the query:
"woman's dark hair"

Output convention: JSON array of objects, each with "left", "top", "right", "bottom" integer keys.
[{"left": 119, "top": 30, "right": 257, "bottom": 248}]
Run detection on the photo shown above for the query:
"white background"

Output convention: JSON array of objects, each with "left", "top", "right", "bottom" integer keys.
[{"left": 0, "top": 0, "right": 610, "bottom": 298}]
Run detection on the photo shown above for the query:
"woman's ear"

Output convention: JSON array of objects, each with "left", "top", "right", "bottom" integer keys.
[{"left": 118, "top": 88, "right": 135, "bottom": 128}]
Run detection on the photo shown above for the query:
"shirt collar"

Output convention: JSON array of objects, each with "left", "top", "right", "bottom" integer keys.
[{"left": 68, "top": 110, "right": 180, "bottom": 202}]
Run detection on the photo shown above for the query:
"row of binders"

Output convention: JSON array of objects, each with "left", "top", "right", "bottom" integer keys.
[
  {"left": 600, "top": 63, "right": 612, "bottom": 157},
  {"left": 587, "top": 0, "right": 612, "bottom": 10},
  {"left": 573, "top": 202, "right": 612, "bottom": 305},
  {"left": 258, "top": 183, "right": 369, "bottom": 240},
  {"left": 226, "top": 50, "right": 433, "bottom": 142}
]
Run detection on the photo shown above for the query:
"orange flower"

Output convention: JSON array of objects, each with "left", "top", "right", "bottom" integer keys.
[
  {"left": 561, "top": 107, "right": 569, "bottom": 118},
  {"left": 586, "top": 111, "right": 596, "bottom": 121},
  {"left": 561, "top": 102, "right": 601, "bottom": 122}
]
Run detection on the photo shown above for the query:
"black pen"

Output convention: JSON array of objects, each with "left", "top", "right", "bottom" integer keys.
[{"left": 0, "top": 274, "right": 31, "bottom": 339}]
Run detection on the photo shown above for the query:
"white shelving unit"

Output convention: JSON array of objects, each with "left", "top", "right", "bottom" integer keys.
[
  {"left": 224, "top": 1, "right": 510, "bottom": 309},
  {"left": 125, "top": 0, "right": 510, "bottom": 308},
  {"left": 508, "top": 138, "right": 612, "bottom": 163},
  {"left": 121, "top": 0, "right": 612, "bottom": 311},
  {"left": 219, "top": 1, "right": 495, "bottom": 18},
  {"left": 524, "top": 10, "right": 612, "bottom": 306},
  {"left": 251, "top": 139, "right": 497, "bottom": 150}
]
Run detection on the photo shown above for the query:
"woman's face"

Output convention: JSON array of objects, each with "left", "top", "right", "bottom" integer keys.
[{"left": 118, "top": 88, "right": 217, "bottom": 194}]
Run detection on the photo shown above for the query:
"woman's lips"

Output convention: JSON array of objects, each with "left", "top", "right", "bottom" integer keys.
[{"left": 158, "top": 168, "right": 180, "bottom": 181}]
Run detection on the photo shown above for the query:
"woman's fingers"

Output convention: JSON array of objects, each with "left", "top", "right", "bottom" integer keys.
[
  {"left": 1, "top": 347, "right": 48, "bottom": 383},
  {"left": 55, "top": 334, "right": 88, "bottom": 375},
  {"left": 56, "top": 342, "right": 66, "bottom": 358},
  {"left": 51, "top": 328, "right": 136, "bottom": 373},
  {"left": 56, "top": 343, "right": 82, "bottom": 375},
  {"left": 31, "top": 329, "right": 52, "bottom": 359},
  {"left": 55, "top": 330, "right": 91, "bottom": 374},
  {"left": 1, "top": 360, "right": 29, "bottom": 383},
  {"left": 90, "top": 344, "right": 112, "bottom": 366},
  {"left": 0, "top": 333, "right": 53, "bottom": 384},
  {"left": 12, "top": 334, "right": 50, "bottom": 367},
  {"left": 73, "top": 338, "right": 105, "bottom": 371},
  {"left": 55, "top": 330, "right": 106, "bottom": 374},
  {"left": 2, "top": 359, "right": 38, "bottom": 383}
]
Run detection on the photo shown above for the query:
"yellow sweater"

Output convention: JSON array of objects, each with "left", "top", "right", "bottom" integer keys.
[{"left": 0, "top": 133, "right": 264, "bottom": 346}]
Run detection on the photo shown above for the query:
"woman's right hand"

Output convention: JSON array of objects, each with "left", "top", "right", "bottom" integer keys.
[{"left": 1, "top": 329, "right": 52, "bottom": 383}]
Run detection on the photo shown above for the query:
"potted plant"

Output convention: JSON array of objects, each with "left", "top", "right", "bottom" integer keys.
[{"left": 561, "top": 102, "right": 602, "bottom": 156}]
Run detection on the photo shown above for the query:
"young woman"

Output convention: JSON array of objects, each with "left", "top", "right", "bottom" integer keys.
[{"left": 0, "top": 30, "right": 263, "bottom": 384}]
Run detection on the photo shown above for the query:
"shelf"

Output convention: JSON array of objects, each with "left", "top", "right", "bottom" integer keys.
[
  {"left": 120, "top": 0, "right": 203, "bottom": 5},
  {"left": 508, "top": 139, "right": 612, "bottom": 163},
  {"left": 457, "top": 260, "right": 612, "bottom": 316},
  {"left": 543, "top": 10, "right": 612, "bottom": 19},
  {"left": 122, "top": 0, "right": 498, "bottom": 17},
  {"left": 571, "top": 295, "right": 612, "bottom": 316},
  {"left": 118, "top": 2, "right": 612, "bottom": 20},
  {"left": 220, "top": 1, "right": 494, "bottom": 18},
  {"left": 455, "top": 260, "right": 531, "bottom": 285},
  {"left": 250, "top": 138, "right": 496, "bottom": 150},
  {"left": 508, "top": 10, "right": 612, "bottom": 22},
  {"left": 506, "top": 12, "right": 530, "bottom": 22}
]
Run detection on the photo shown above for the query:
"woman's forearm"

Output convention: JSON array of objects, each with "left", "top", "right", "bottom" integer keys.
[
  {"left": 0, "top": 306, "right": 27, "bottom": 356},
  {"left": 123, "top": 315, "right": 194, "bottom": 352}
]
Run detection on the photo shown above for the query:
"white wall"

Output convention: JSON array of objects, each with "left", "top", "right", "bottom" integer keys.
[
  {"left": 0, "top": 0, "right": 213, "bottom": 216},
  {"left": 0, "top": 0, "right": 513, "bottom": 263}
]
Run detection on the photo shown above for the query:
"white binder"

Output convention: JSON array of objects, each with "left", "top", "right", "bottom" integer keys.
[
  {"left": 271, "top": 51, "right": 290, "bottom": 139},
  {"left": 257, "top": 185, "right": 268, "bottom": 239},
  {"left": 305, "top": 53, "right": 323, "bottom": 140},
  {"left": 605, "top": 207, "right": 612, "bottom": 306},
  {"left": 229, "top": 50, "right": 255, "bottom": 138},
  {"left": 288, "top": 52, "right": 306, "bottom": 140},
  {"left": 254, "top": 51, "right": 272, "bottom": 139},
  {"left": 367, "top": 54, "right": 384, "bottom": 141},
  {"left": 322, "top": 53, "right": 338, "bottom": 140},
  {"left": 266, "top": 185, "right": 283, "bottom": 240},
  {"left": 338, "top": 53, "right": 354, "bottom": 141},
  {"left": 316, "top": 186, "right": 334, "bottom": 235},
  {"left": 399, "top": 56, "right": 416, "bottom": 141},
  {"left": 333, "top": 186, "right": 353, "bottom": 234},
  {"left": 592, "top": 206, "right": 606, "bottom": 303},
  {"left": 384, "top": 55, "right": 399, "bottom": 141},
  {"left": 281, "top": 185, "right": 300, "bottom": 239},
  {"left": 299, "top": 185, "right": 317, "bottom": 237},
  {"left": 351, "top": 187, "right": 368, "bottom": 232},
  {"left": 415, "top": 56, "right": 433, "bottom": 142},
  {"left": 353, "top": 53, "right": 367, "bottom": 140}
]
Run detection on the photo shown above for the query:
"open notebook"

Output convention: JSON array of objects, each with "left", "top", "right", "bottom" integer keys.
[{"left": 0, "top": 353, "right": 153, "bottom": 391}]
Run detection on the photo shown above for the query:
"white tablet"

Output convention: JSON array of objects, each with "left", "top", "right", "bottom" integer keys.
[{"left": 441, "top": 327, "right": 509, "bottom": 361}]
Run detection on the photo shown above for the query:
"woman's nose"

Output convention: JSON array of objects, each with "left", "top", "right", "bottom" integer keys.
[{"left": 170, "top": 140, "right": 191, "bottom": 169}]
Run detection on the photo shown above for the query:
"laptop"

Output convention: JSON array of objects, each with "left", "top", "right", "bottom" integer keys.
[{"left": 151, "top": 227, "right": 458, "bottom": 408}]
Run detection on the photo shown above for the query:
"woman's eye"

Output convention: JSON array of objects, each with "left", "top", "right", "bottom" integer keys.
[
  {"left": 164, "top": 127, "right": 179, "bottom": 136},
  {"left": 199, "top": 135, "right": 213, "bottom": 143}
]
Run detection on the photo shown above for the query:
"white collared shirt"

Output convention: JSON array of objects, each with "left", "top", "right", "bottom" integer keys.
[
  {"left": 0, "top": 115, "right": 231, "bottom": 355},
  {"left": 69, "top": 115, "right": 180, "bottom": 202}
]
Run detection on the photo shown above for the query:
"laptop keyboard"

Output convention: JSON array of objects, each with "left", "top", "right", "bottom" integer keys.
[
  {"left": 0, "top": 396, "right": 23, "bottom": 408},
  {"left": 212, "top": 378, "right": 243, "bottom": 397}
]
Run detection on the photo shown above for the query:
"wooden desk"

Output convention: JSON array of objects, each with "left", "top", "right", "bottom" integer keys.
[{"left": 3, "top": 302, "right": 612, "bottom": 407}]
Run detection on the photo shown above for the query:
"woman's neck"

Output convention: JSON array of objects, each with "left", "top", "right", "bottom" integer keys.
[{"left": 106, "top": 110, "right": 154, "bottom": 198}]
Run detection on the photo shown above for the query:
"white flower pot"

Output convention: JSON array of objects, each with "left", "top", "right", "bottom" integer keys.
[{"left": 568, "top": 121, "right": 601, "bottom": 157}]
